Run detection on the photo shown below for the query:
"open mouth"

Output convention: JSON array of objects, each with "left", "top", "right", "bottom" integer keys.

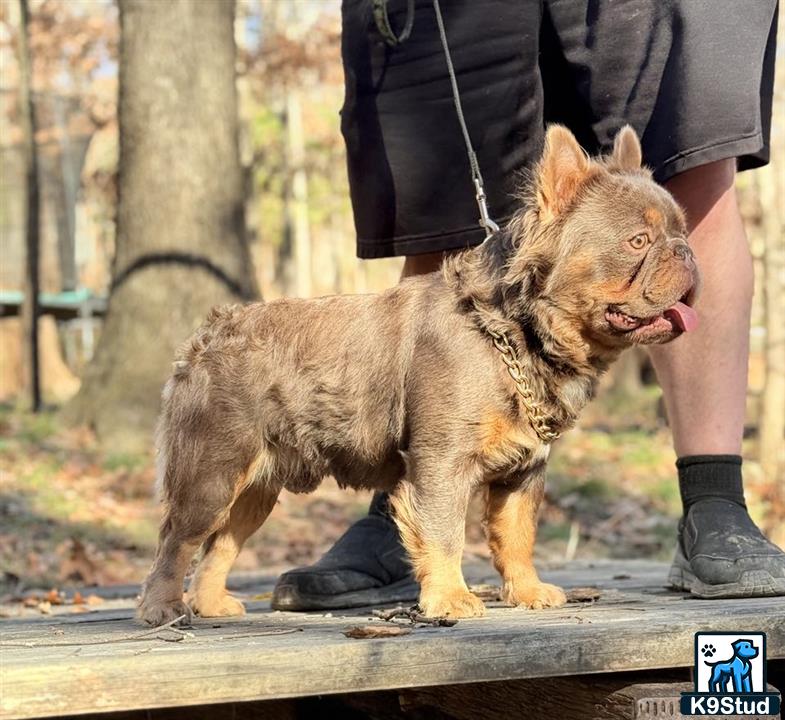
[{"left": 606, "top": 294, "right": 698, "bottom": 335}]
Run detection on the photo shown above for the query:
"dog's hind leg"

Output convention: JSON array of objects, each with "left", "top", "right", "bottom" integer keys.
[
  {"left": 486, "top": 468, "right": 566, "bottom": 610},
  {"left": 137, "top": 499, "right": 229, "bottom": 627},
  {"left": 708, "top": 667, "right": 721, "bottom": 693},
  {"left": 188, "top": 479, "right": 279, "bottom": 617},
  {"left": 138, "top": 433, "right": 254, "bottom": 625}
]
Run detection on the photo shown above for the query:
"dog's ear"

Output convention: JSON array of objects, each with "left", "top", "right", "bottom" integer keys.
[
  {"left": 610, "top": 125, "right": 642, "bottom": 171},
  {"left": 536, "top": 125, "right": 592, "bottom": 221}
]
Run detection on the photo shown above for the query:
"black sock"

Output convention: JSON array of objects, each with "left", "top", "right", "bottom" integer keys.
[{"left": 677, "top": 455, "right": 746, "bottom": 514}]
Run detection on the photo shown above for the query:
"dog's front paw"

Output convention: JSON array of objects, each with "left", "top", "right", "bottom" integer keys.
[
  {"left": 188, "top": 591, "right": 246, "bottom": 618},
  {"left": 137, "top": 598, "right": 192, "bottom": 627},
  {"left": 503, "top": 580, "right": 566, "bottom": 610},
  {"left": 418, "top": 588, "right": 486, "bottom": 618}
]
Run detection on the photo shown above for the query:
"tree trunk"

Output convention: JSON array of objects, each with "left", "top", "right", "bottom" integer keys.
[
  {"left": 15, "top": 0, "right": 42, "bottom": 412},
  {"left": 65, "top": 0, "right": 258, "bottom": 452},
  {"left": 286, "top": 88, "right": 311, "bottom": 298}
]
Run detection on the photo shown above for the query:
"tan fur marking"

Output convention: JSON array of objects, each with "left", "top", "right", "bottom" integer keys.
[
  {"left": 644, "top": 206, "right": 663, "bottom": 227},
  {"left": 390, "top": 484, "right": 485, "bottom": 618},
  {"left": 486, "top": 483, "right": 566, "bottom": 610},
  {"left": 536, "top": 125, "right": 596, "bottom": 221},
  {"left": 594, "top": 277, "right": 636, "bottom": 300},
  {"left": 188, "top": 484, "right": 278, "bottom": 618},
  {"left": 416, "top": 543, "right": 485, "bottom": 618},
  {"left": 479, "top": 413, "right": 534, "bottom": 468}
]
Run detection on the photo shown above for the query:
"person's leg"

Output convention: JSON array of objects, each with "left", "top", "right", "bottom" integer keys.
[
  {"left": 649, "top": 159, "right": 785, "bottom": 597},
  {"left": 401, "top": 252, "right": 446, "bottom": 278},
  {"left": 651, "top": 160, "right": 749, "bottom": 456}
]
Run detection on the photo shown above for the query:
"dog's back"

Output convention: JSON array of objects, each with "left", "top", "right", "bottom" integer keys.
[{"left": 156, "top": 282, "right": 436, "bottom": 503}]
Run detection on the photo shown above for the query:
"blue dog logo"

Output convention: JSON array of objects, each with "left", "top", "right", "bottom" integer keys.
[
  {"left": 682, "top": 632, "right": 781, "bottom": 715},
  {"left": 704, "top": 639, "right": 759, "bottom": 694}
]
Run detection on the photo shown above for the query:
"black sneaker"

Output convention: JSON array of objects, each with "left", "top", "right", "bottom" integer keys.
[
  {"left": 669, "top": 498, "right": 785, "bottom": 598},
  {"left": 271, "top": 494, "right": 418, "bottom": 611}
]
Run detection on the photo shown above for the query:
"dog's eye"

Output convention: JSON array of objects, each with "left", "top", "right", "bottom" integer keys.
[{"left": 629, "top": 234, "right": 649, "bottom": 250}]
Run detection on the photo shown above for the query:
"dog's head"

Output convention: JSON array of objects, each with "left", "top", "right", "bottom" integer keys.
[
  {"left": 732, "top": 640, "right": 759, "bottom": 660},
  {"left": 505, "top": 125, "right": 700, "bottom": 355}
]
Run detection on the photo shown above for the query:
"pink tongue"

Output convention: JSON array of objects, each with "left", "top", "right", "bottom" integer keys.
[{"left": 664, "top": 301, "right": 698, "bottom": 332}]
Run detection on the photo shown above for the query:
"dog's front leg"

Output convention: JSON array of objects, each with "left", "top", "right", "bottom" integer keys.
[
  {"left": 734, "top": 667, "right": 749, "bottom": 693},
  {"left": 390, "top": 462, "right": 485, "bottom": 619},
  {"left": 486, "top": 469, "right": 566, "bottom": 610}
]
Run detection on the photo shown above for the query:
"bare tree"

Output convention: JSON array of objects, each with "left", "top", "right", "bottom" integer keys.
[
  {"left": 285, "top": 87, "right": 311, "bottom": 298},
  {"left": 14, "top": 0, "right": 42, "bottom": 411},
  {"left": 66, "top": 0, "right": 258, "bottom": 452}
]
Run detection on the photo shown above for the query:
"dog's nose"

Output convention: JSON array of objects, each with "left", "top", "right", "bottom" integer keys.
[{"left": 671, "top": 241, "right": 694, "bottom": 268}]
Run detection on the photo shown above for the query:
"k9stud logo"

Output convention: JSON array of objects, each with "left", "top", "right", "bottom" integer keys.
[{"left": 681, "top": 632, "right": 781, "bottom": 715}]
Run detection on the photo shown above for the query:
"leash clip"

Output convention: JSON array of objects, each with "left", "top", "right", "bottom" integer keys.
[{"left": 474, "top": 176, "right": 499, "bottom": 240}]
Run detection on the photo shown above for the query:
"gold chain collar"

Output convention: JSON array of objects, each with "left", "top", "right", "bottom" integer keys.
[{"left": 486, "top": 328, "right": 561, "bottom": 443}]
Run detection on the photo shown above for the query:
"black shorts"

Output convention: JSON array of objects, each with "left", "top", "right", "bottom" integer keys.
[{"left": 341, "top": 0, "right": 778, "bottom": 258}]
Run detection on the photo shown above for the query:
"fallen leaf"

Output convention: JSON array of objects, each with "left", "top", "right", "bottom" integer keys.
[
  {"left": 58, "top": 538, "right": 101, "bottom": 585},
  {"left": 85, "top": 594, "right": 104, "bottom": 606},
  {"left": 565, "top": 587, "right": 601, "bottom": 603},
  {"left": 46, "top": 589, "right": 64, "bottom": 605},
  {"left": 470, "top": 584, "right": 501, "bottom": 601},
  {"left": 251, "top": 592, "right": 272, "bottom": 600},
  {"left": 71, "top": 605, "right": 90, "bottom": 614},
  {"left": 343, "top": 625, "right": 412, "bottom": 639},
  {"left": 37, "top": 600, "right": 52, "bottom": 614},
  {"left": 72, "top": 591, "right": 85, "bottom": 605}
]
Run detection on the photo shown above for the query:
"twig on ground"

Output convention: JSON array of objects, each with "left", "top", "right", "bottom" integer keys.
[
  {"left": 217, "top": 628, "right": 303, "bottom": 640},
  {"left": 372, "top": 605, "right": 458, "bottom": 627},
  {"left": 0, "top": 614, "right": 192, "bottom": 648}
]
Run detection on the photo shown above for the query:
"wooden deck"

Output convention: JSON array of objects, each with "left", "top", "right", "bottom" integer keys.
[{"left": 1, "top": 560, "right": 783, "bottom": 720}]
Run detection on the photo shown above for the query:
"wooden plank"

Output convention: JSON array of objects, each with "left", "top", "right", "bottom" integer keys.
[
  {"left": 1, "top": 561, "right": 783, "bottom": 720},
  {"left": 400, "top": 679, "right": 782, "bottom": 720}
]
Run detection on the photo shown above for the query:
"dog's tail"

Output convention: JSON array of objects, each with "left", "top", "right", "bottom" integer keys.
[
  {"left": 171, "top": 303, "right": 246, "bottom": 379},
  {"left": 154, "top": 362, "right": 211, "bottom": 501}
]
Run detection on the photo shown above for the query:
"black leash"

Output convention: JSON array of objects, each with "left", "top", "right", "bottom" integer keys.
[
  {"left": 432, "top": 0, "right": 499, "bottom": 240},
  {"left": 372, "top": 0, "right": 499, "bottom": 240}
]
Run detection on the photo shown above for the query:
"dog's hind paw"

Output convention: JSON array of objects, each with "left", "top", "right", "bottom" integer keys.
[{"left": 504, "top": 580, "right": 566, "bottom": 610}]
